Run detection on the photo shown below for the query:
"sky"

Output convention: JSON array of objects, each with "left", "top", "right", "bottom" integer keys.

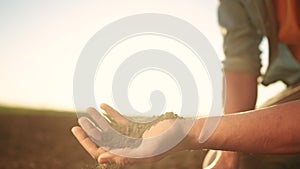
[{"left": 0, "top": 0, "right": 285, "bottom": 114}]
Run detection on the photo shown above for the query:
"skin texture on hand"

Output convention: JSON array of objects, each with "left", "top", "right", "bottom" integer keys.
[
  {"left": 71, "top": 126, "right": 169, "bottom": 165},
  {"left": 71, "top": 104, "right": 195, "bottom": 165},
  {"left": 72, "top": 100, "right": 300, "bottom": 166}
]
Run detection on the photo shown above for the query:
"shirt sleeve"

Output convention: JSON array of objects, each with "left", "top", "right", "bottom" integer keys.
[{"left": 218, "top": 0, "right": 263, "bottom": 76}]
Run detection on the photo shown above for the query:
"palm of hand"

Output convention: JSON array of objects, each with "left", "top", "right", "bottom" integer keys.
[{"left": 72, "top": 104, "right": 179, "bottom": 165}]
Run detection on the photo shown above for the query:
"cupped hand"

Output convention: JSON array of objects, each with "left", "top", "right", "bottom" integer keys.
[{"left": 72, "top": 104, "right": 191, "bottom": 166}]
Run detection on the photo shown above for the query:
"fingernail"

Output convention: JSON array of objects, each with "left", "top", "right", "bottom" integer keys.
[{"left": 98, "top": 157, "right": 105, "bottom": 164}]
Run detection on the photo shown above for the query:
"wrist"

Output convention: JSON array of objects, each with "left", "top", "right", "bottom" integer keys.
[
  {"left": 186, "top": 116, "right": 227, "bottom": 151},
  {"left": 167, "top": 118, "right": 204, "bottom": 153},
  {"left": 186, "top": 118, "right": 206, "bottom": 150}
]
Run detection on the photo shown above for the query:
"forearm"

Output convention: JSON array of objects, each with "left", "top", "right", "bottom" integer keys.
[
  {"left": 189, "top": 100, "right": 300, "bottom": 154},
  {"left": 224, "top": 71, "right": 258, "bottom": 114},
  {"left": 220, "top": 71, "right": 258, "bottom": 159}
]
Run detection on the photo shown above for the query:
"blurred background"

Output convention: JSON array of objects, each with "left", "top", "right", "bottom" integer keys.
[{"left": 0, "top": 0, "right": 285, "bottom": 168}]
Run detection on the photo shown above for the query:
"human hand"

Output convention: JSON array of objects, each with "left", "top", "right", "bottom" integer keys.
[{"left": 72, "top": 104, "right": 193, "bottom": 165}]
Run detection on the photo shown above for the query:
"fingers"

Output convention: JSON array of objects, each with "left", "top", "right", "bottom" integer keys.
[
  {"left": 98, "top": 152, "right": 132, "bottom": 166},
  {"left": 72, "top": 125, "right": 134, "bottom": 166},
  {"left": 71, "top": 126, "right": 101, "bottom": 159},
  {"left": 97, "top": 150, "right": 157, "bottom": 165},
  {"left": 72, "top": 104, "right": 135, "bottom": 166},
  {"left": 100, "top": 103, "right": 129, "bottom": 125},
  {"left": 86, "top": 107, "right": 110, "bottom": 131},
  {"left": 78, "top": 117, "right": 102, "bottom": 141},
  {"left": 98, "top": 152, "right": 115, "bottom": 164}
]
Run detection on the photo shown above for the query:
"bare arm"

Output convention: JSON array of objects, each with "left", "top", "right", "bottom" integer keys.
[
  {"left": 224, "top": 71, "right": 258, "bottom": 114},
  {"left": 72, "top": 101, "right": 300, "bottom": 165},
  {"left": 191, "top": 100, "right": 300, "bottom": 154},
  {"left": 212, "top": 71, "right": 258, "bottom": 168}
]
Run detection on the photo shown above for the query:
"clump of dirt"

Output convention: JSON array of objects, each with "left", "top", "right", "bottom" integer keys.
[
  {"left": 109, "top": 112, "right": 180, "bottom": 137},
  {"left": 96, "top": 112, "right": 181, "bottom": 169}
]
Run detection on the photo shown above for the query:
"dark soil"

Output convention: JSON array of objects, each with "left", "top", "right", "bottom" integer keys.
[{"left": 0, "top": 111, "right": 206, "bottom": 169}]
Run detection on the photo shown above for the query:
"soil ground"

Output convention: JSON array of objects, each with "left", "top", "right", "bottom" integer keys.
[{"left": 0, "top": 107, "right": 206, "bottom": 169}]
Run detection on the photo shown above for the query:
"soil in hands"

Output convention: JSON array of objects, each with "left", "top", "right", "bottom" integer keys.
[
  {"left": 95, "top": 112, "right": 181, "bottom": 169},
  {"left": 0, "top": 107, "right": 206, "bottom": 169}
]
